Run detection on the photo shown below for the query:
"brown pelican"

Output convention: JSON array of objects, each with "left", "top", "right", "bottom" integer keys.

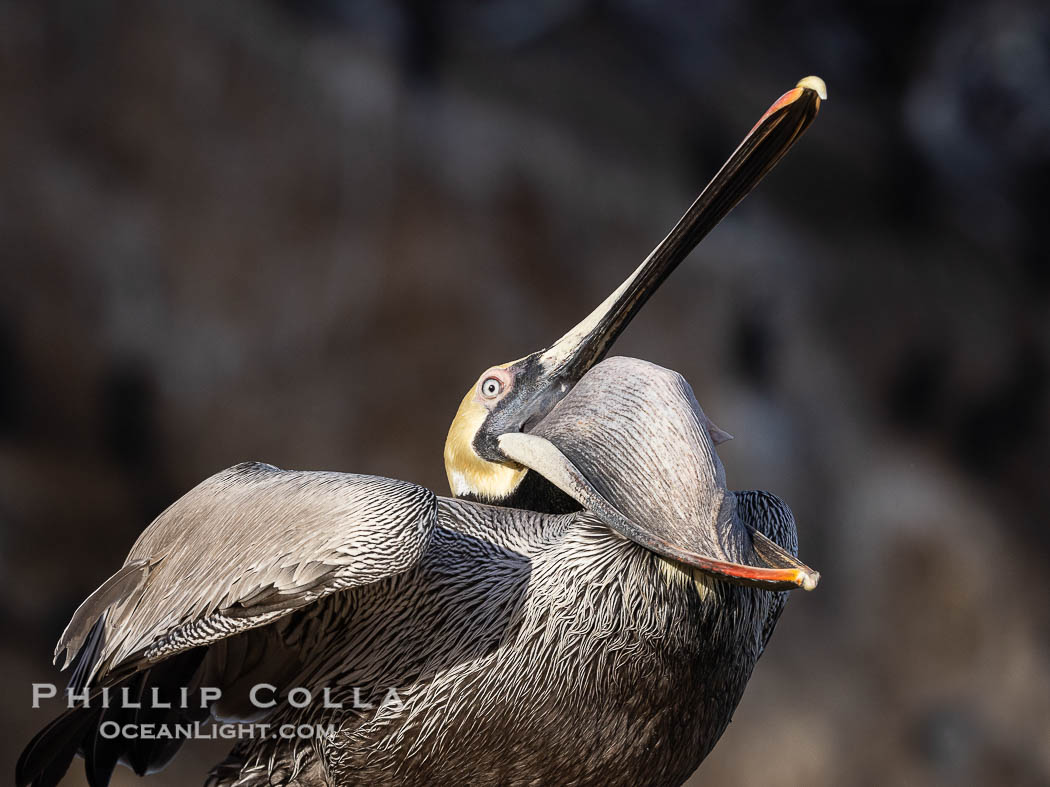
[{"left": 17, "top": 77, "right": 825, "bottom": 787}]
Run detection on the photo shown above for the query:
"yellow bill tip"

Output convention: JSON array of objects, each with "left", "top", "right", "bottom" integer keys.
[
  {"left": 796, "top": 75, "right": 827, "bottom": 101},
  {"left": 800, "top": 570, "right": 820, "bottom": 591}
]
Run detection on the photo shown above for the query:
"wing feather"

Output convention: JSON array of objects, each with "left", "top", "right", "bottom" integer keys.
[{"left": 56, "top": 461, "right": 435, "bottom": 687}]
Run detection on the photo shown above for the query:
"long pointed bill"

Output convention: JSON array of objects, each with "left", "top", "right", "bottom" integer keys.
[{"left": 536, "top": 76, "right": 825, "bottom": 381}]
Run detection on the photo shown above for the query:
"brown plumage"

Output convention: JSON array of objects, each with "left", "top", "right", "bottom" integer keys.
[
  {"left": 19, "top": 358, "right": 814, "bottom": 786},
  {"left": 18, "top": 77, "right": 825, "bottom": 786}
]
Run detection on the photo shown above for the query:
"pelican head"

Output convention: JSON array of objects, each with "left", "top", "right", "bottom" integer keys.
[{"left": 444, "top": 77, "right": 825, "bottom": 511}]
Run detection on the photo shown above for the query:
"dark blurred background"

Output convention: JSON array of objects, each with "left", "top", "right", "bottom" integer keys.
[{"left": 3, "top": 0, "right": 1049, "bottom": 784}]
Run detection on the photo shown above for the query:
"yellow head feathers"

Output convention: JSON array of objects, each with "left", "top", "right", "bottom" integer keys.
[{"left": 443, "top": 371, "right": 527, "bottom": 501}]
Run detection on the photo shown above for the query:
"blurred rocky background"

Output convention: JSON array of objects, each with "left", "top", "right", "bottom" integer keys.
[{"left": 2, "top": 0, "right": 1049, "bottom": 784}]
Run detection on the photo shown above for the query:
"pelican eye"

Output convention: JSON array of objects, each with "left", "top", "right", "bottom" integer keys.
[{"left": 480, "top": 376, "right": 504, "bottom": 399}]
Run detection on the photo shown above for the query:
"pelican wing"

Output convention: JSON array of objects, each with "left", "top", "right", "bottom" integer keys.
[{"left": 54, "top": 461, "right": 435, "bottom": 687}]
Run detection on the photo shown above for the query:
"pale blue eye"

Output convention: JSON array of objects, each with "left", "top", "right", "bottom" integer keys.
[{"left": 481, "top": 377, "right": 503, "bottom": 399}]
